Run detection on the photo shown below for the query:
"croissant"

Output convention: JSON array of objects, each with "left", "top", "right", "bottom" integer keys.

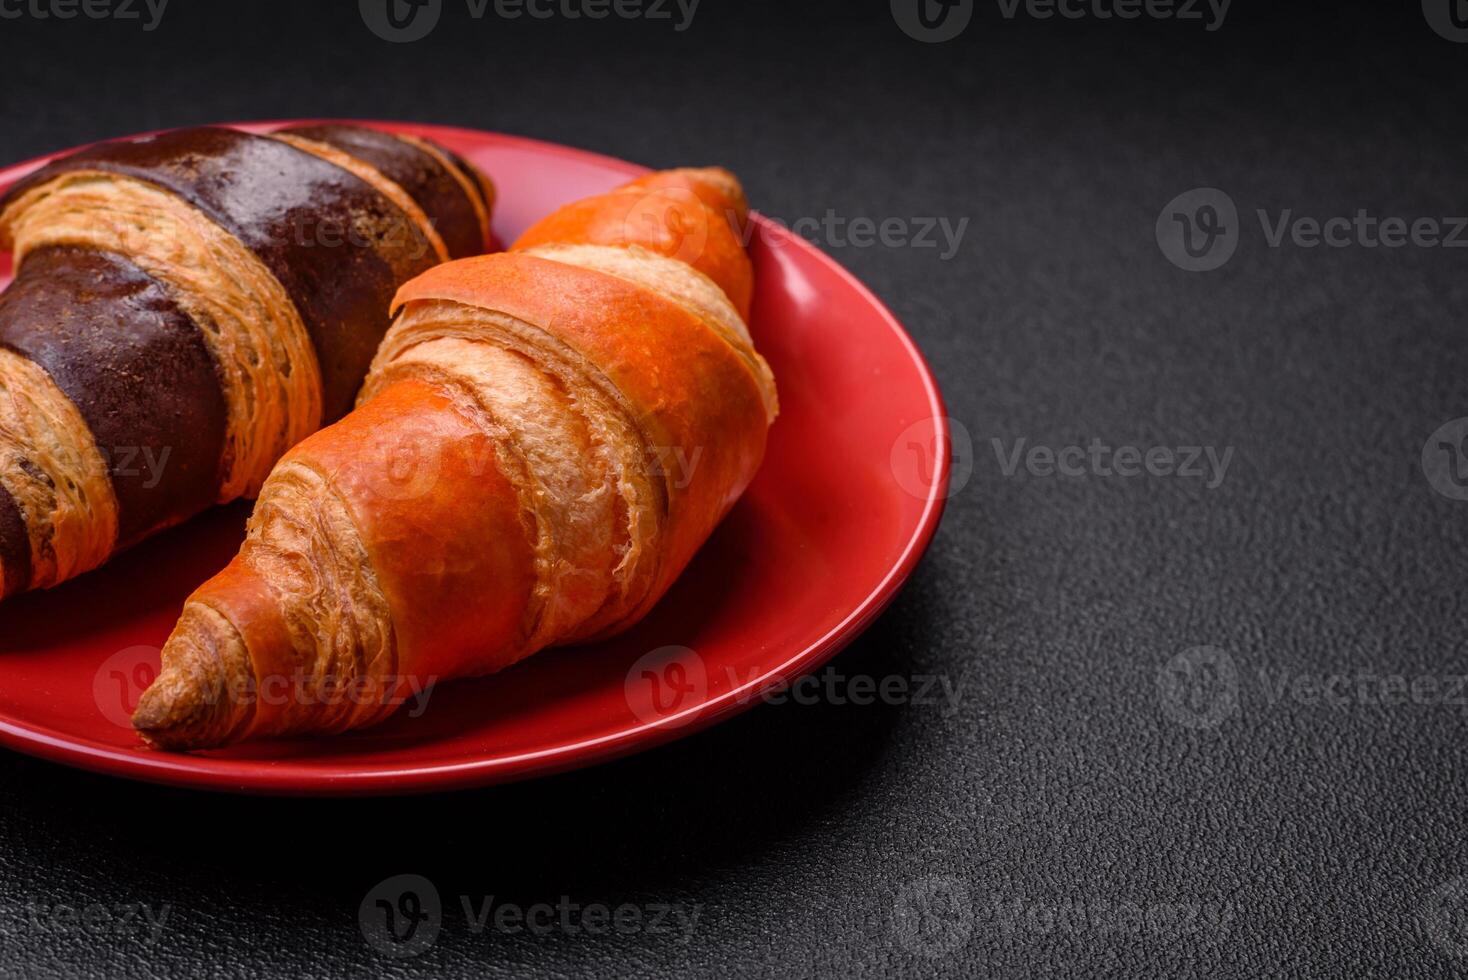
[
  {"left": 0, "top": 124, "right": 493, "bottom": 598},
  {"left": 132, "top": 167, "right": 778, "bottom": 750}
]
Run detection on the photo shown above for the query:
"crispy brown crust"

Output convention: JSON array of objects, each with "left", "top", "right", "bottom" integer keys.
[
  {"left": 277, "top": 124, "right": 484, "bottom": 260},
  {"left": 2, "top": 127, "right": 436, "bottom": 421},
  {"left": 0, "top": 246, "right": 227, "bottom": 546},
  {"left": 0, "top": 480, "right": 29, "bottom": 598}
]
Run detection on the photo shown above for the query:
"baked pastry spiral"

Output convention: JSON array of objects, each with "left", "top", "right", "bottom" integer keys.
[
  {"left": 132, "top": 167, "right": 778, "bottom": 750},
  {"left": 0, "top": 124, "right": 493, "bottom": 597}
]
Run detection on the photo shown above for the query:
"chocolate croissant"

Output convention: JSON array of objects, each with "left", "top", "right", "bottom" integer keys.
[
  {"left": 132, "top": 167, "right": 778, "bottom": 750},
  {"left": 0, "top": 124, "right": 493, "bottom": 598}
]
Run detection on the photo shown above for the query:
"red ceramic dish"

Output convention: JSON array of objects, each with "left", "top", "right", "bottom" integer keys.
[{"left": 0, "top": 121, "right": 950, "bottom": 795}]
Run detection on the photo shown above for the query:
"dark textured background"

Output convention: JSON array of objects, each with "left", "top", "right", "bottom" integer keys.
[{"left": 3, "top": 1, "right": 1468, "bottom": 976}]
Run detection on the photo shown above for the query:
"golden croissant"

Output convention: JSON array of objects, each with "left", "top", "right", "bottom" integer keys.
[{"left": 132, "top": 167, "right": 778, "bottom": 749}]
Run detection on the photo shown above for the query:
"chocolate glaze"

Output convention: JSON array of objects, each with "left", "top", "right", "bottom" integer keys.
[
  {"left": 2, "top": 127, "right": 436, "bottom": 421},
  {"left": 0, "top": 480, "right": 30, "bottom": 597},
  {"left": 278, "top": 124, "right": 484, "bottom": 259},
  {"left": 0, "top": 246, "right": 228, "bottom": 547},
  {"left": 442, "top": 146, "right": 493, "bottom": 220}
]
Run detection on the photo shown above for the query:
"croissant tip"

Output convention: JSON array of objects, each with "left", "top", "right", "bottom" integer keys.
[
  {"left": 130, "top": 677, "right": 212, "bottom": 752},
  {"left": 675, "top": 165, "right": 741, "bottom": 193},
  {"left": 131, "top": 641, "right": 248, "bottom": 752},
  {"left": 683, "top": 167, "right": 748, "bottom": 224}
]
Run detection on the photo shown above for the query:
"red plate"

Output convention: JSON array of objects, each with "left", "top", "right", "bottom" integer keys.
[{"left": 0, "top": 121, "right": 950, "bottom": 795}]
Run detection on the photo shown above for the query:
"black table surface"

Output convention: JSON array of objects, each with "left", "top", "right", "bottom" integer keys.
[{"left": 2, "top": 1, "right": 1467, "bottom": 977}]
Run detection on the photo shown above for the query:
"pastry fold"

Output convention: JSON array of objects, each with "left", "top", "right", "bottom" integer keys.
[
  {"left": 0, "top": 124, "right": 493, "bottom": 596},
  {"left": 133, "top": 167, "right": 778, "bottom": 750}
]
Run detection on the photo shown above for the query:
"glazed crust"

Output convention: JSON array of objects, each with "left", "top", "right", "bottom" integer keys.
[
  {"left": 2, "top": 169, "right": 324, "bottom": 500},
  {"left": 278, "top": 124, "right": 487, "bottom": 260},
  {"left": 432, "top": 142, "right": 498, "bottom": 234},
  {"left": 512, "top": 183, "right": 754, "bottom": 319},
  {"left": 271, "top": 132, "right": 452, "bottom": 264},
  {"left": 134, "top": 167, "right": 775, "bottom": 750},
  {"left": 389, "top": 252, "right": 769, "bottom": 628},
  {"left": 287, "top": 379, "right": 539, "bottom": 682}
]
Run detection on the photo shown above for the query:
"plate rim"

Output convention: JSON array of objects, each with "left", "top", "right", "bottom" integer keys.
[{"left": 0, "top": 119, "right": 951, "bottom": 796}]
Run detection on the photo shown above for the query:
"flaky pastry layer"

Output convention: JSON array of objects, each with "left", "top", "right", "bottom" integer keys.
[
  {"left": 363, "top": 299, "right": 664, "bottom": 641},
  {"left": 240, "top": 458, "right": 398, "bottom": 735},
  {"left": 521, "top": 242, "right": 778, "bottom": 421},
  {"left": 0, "top": 349, "right": 118, "bottom": 587}
]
